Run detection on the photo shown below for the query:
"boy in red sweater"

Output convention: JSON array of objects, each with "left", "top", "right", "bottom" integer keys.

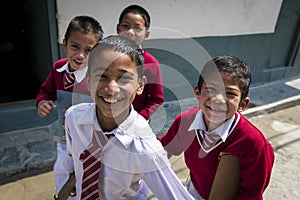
[
  {"left": 159, "top": 55, "right": 274, "bottom": 200},
  {"left": 117, "top": 4, "right": 164, "bottom": 120},
  {"left": 36, "top": 15, "right": 103, "bottom": 198}
]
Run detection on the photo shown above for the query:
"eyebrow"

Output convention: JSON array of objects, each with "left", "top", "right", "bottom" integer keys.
[
  {"left": 205, "top": 82, "right": 240, "bottom": 91},
  {"left": 91, "top": 66, "right": 136, "bottom": 76},
  {"left": 117, "top": 68, "right": 136, "bottom": 77},
  {"left": 225, "top": 86, "right": 240, "bottom": 92}
]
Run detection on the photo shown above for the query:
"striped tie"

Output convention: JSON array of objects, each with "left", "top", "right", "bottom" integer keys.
[
  {"left": 64, "top": 72, "right": 76, "bottom": 89},
  {"left": 80, "top": 131, "right": 108, "bottom": 200},
  {"left": 197, "top": 129, "right": 221, "bottom": 152}
]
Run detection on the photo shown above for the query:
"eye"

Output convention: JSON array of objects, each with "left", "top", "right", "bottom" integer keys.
[
  {"left": 118, "top": 75, "right": 133, "bottom": 85},
  {"left": 134, "top": 27, "right": 143, "bottom": 33},
  {"left": 90, "top": 72, "right": 106, "bottom": 83},
  {"left": 85, "top": 48, "right": 92, "bottom": 54},
  {"left": 71, "top": 44, "right": 79, "bottom": 50},
  {"left": 99, "top": 74, "right": 108, "bottom": 81},
  {"left": 226, "top": 91, "right": 239, "bottom": 98},
  {"left": 206, "top": 87, "right": 216, "bottom": 95},
  {"left": 120, "top": 24, "right": 129, "bottom": 30}
]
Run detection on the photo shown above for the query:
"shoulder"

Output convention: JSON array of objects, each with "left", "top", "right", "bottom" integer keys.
[
  {"left": 130, "top": 111, "right": 156, "bottom": 138},
  {"left": 129, "top": 111, "right": 163, "bottom": 148},
  {"left": 143, "top": 50, "right": 159, "bottom": 64},
  {"left": 53, "top": 58, "right": 68, "bottom": 70},
  {"left": 131, "top": 115, "right": 171, "bottom": 169},
  {"left": 165, "top": 106, "right": 200, "bottom": 135},
  {"left": 231, "top": 114, "right": 272, "bottom": 151},
  {"left": 235, "top": 115, "right": 265, "bottom": 139},
  {"left": 65, "top": 102, "right": 94, "bottom": 118},
  {"left": 176, "top": 106, "right": 200, "bottom": 121}
]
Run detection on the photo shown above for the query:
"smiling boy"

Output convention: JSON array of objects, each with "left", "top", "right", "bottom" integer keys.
[
  {"left": 159, "top": 55, "right": 274, "bottom": 200},
  {"left": 63, "top": 35, "right": 194, "bottom": 199}
]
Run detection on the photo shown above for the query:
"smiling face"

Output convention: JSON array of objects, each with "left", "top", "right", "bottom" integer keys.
[
  {"left": 88, "top": 50, "right": 145, "bottom": 130},
  {"left": 63, "top": 31, "right": 98, "bottom": 71},
  {"left": 117, "top": 13, "right": 150, "bottom": 46},
  {"left": 195, "top": 71, "right": 248, "bottom": 131}
]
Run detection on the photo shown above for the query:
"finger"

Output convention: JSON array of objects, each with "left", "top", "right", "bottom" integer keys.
[{"left": 48, "top": 100, "right": 56, "bottom": 108}]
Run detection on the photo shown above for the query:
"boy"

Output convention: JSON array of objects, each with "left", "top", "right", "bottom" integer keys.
[
  {"left": 35, "top": 15, "right": 103, "bottom": 198},
  {"left": 117, "top": 4, "right": 164, "bottom": 120},
  {"left": 63, "top": 35, "right": 194, "bottom": 199},
  {"left": 159, "top": 55, "right": 274, "bottom": 200}
]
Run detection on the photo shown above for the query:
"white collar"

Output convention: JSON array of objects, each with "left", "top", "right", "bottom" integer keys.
[
  {"left": 188, "top": 110, "right": 240, "bottom": 142},
  {"left": 74, "top": 103, "right": 147, "bottom": 148},
  {"left": 56, "top": 61, "right": 87, "bottom": 83}
]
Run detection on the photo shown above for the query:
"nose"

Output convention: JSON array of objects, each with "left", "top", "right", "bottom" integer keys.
[
  {"left": 78, "top": 49, "right": 87, "bottom": 59},
  {"left": 126, "top": 28, "right": 135, "bottom": 36},
  {"left": 212, "top": 93, "right": 226, "bottom": 104},
  {"left": 106, "top": 79, "right": 120, "bottom": 94}
]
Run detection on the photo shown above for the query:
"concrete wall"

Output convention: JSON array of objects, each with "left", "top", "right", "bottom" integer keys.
[
  {"left": 56, "top": 0, "right": 299, "bottom": 101},
  {"left": 56, "top": 0, "right": 282, "bottom": 41}
]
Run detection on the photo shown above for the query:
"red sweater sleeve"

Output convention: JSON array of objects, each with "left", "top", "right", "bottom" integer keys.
[
  {"left": 133, "top": 50, "right": 164, "bottom": 119},
  {"left": 35, "top": 58, "right": 69, "bottom": 106}
]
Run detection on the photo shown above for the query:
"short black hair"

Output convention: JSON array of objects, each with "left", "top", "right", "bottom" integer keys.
[
  {"left": 64, "top": 15, "right": 104, "bottom": 42},
  {"left": 88, "top": 35, "right": 144, "bottom": 79},
  {"left": 118, "top": 4, "right": 151, "bottom": 29},
  {"left": 197, "top": 55, "right": 251, "bottom": 101}
]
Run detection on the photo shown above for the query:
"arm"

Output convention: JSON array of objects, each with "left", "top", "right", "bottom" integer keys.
[
  {"left": 143, "top": 163, "right": 194, "bottom": 200},
  {"left": 138, "top": 82, "right": 164, "bottom": 119},
  {"left": 36, "top": 66, "right": 58, "bottom": 117},
  {"left": 55, "top": 172, "right": 76, "bottom": 200},
  {"left": 158, "top": 113, "right": 187, "bottom": 156},
  {"left": 208, "top": 153, "right": 240, "bottom": 200},
  {"left": 136, "top": 51, "right": 164, "bottom": 119},
  {"left": 54, "top": 111, "right": 76, "bottom": 199},
  {"left": 36, "top": 68, "right": 58, "bottom": 106}
]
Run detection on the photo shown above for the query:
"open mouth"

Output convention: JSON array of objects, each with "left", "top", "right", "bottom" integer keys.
[
  {"left": 102, "top": 96, "right": 123, "bottom": 104},
  {"left": 73, "top": 59, "right": 83, "bottom": 67},
  {"left": 208, "top": 106, "right": 226, "bottom": 113}
]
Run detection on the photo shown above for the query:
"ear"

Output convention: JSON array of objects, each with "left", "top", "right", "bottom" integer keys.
[
  {"left": 116, "top": 24, "right": 120, "bottom": 34},
  {"left": 194, "top": 85, "right": 201, "bottom": 101},
  {"left": 144, "top": 29, "right": 150, "bottom": 40},
  {"left": 63, "top": 39, "right": 67, "bottom": 51},
  {"left": 136, "top": 76, "right": 147, "bottom": 95},
  {"left": 238, "top": 97, "right": 250, "bottom": 112}
]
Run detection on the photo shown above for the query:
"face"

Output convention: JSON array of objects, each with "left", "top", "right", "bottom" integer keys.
[
  {"left": 63, "top": 31, "right": 98, "bottom": 71},
  {"left": 88, "top": 50, "right": 145, "bottom": 126},
  {"left": 194, "top": 71, "right": 249, "bottom": 131},
  {"left": 117, "top": 13, "right": 150, "bottom": 46}
]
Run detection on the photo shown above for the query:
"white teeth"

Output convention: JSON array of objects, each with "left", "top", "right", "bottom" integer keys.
[
  {"left": 74, "top": 60, "right": 82, "bottom": 64},
  {"left": 211, "top": 107, "right": 225, "bottom": 112},
  {"left": 103, "top": 97, "right": 119, "bottom": 103}
]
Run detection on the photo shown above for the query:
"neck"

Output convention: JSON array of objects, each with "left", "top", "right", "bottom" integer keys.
[{"left": 96, "top": 107, "right": 130, "bottom": 132}]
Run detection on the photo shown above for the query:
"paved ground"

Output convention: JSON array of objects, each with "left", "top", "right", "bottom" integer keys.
[{"left": 1, "top": 104, "right": 300, "bottom": 200}]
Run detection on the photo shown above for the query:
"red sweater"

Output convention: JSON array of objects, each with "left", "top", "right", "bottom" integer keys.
[
  {"left": 36, "top": 58, "right": 89, "bottom": 106},
  {"left": 159, "top": 107, "right": 274, "bottom": 200},
  {"left": 133, "top": 50, "right": 164, "bottom": 120}
]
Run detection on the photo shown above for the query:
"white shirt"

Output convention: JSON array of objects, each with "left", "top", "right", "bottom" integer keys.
[
  {"left": 56, "top": 62, "right": 87, "bottom": 83},
  {"left": 63, "top": 103, "right": 194, "bottom": 200}
]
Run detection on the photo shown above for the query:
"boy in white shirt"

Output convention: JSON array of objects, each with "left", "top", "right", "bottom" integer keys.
[{"left": 63, "top": 35, "right": 194, "bottom": 199}]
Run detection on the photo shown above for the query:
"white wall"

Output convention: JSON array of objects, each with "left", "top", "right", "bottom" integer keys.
[{"left": 56, "top": 0, "right": 283, "bottom": 43}]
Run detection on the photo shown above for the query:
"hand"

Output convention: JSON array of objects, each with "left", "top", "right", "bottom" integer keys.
[
  {"left": 37, "top": 100, "right": 56, "bottom": 118},
  {"left": 70, "top": 186, "right": 76, "bottom": 197}
]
